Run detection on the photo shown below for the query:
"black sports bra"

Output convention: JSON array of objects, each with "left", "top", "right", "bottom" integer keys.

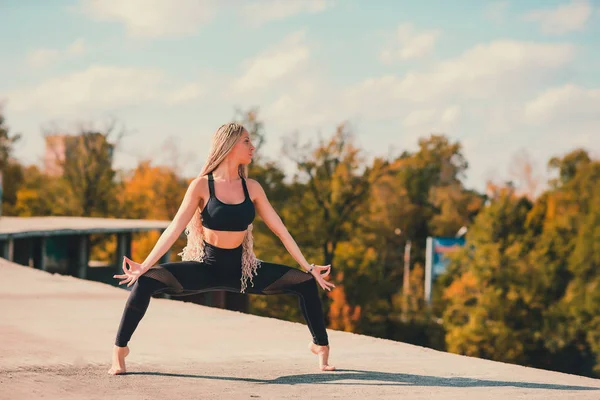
[{"left": 200, "top": 172, "right": 255, "bottom": 232}]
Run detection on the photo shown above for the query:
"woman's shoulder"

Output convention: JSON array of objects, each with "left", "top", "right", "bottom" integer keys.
[
  {"left": 190, "top": 174, "right": 209, "bottom": 185},
  {"left": 188, "top": 175, "right": 210, "bottom": 196},
  {"left": 245, "top": 178, "right": 263, "bottom": 190},
  {"left": 245, "top": 178, "right": 267, "bottom": 201}
]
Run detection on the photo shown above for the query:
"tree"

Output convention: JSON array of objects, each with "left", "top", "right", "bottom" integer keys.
[
  {"left": 548, "top": 149, "right": 591, "bottom": 188},
  {"left": 0, "top": 109, "right": 21, "bottom": 172},
  {"left": 250, "top": 121, "right": 391, "bottom": 326},
  {"left": 44, "top": 129, "right": 120, "bottom": 217},
  {"left": 540, "top": 155, "right": 600, "bottom": 376},
  {"left": 280, "top": 123, "right": 395, "bottom": 328},
  {"left": 398, "top": 134, "right": 469, "bottom": 206},
  {"left": 14, "top": 166, "right": 75, "bottom": 216},
  {"left": 441, "top": 188, "right": 535, "bottom": 364},
  {"left": 284, "top": 123, "right": 390, "bottom": 266},
  {"left": 428, "top": 184, "right": 484, "bottom": 237},
  {"left": 388, "top": 134, "right": 473, "bottom": 269},
  {"left": 440, "top": 152, "right": 600, "bottom": 378},
  {"left": 0, "top": 109, "right": 22, "bottom": 215},
  {"left": 117, "top": 160, "right": 188, "bottom": 261},
  {"left": 353, "top": 133, "right": 479, "bottom": 344},
  {"left": 1, "top": 161, "right": 24, "bottom": 216}
]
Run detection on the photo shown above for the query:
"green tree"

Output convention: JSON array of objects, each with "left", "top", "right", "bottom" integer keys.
[
  {"left": 43, "top": 127, "right": 122, "bottom": 263},
  {"left": 0, "top": 109, "right": 21, "bottom": 172},
  {"left": 0, "top": 110, "right": 22, "bottom": 215},
  {"left": 51, "top": 130, "right": 119, "bottom": 217},
  {"left": 355, "top": 134, "right": 479, "bottom": 346},
  {"left": 1, "top": 161, "right": 24, "bottom": 216},
  {"left": 540, "top": 151, "right": 600, "bottom": 376},
  {"left": 14, "top": 166, "right": 75, "bottom": 216},
  {"left": 284, "top": 123, "right": 389, "bottom": 266},
  {"left": 440, "top": 150, "right": 600, "bottom": 378},
  {"left": 441, "top": 188, "right": 534, "bottom": 364},
  {"left": 548, "top": 148, "right": 591, "bottom": 188}
]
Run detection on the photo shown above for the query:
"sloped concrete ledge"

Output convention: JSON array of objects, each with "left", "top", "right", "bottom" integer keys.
[{"left": 1, "top": 258, "right": 599, "bottom": 400}]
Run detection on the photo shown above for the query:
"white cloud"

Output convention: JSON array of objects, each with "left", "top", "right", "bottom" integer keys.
[
  {"left": 381, "top": 23, "right": 440, "bottom": 63},
  {"left": 79, "top": 0, "right": 217, "bottom": 38},
  {"left": 523, "top": 0, "right": 593, "bottom": 35},
  {"left": 233, "top": 32, "right": 349, "bottom": 133},
  {"left": 231, "top": 31, "right": 310, "bottom": 94},
  {"left": 166, "top": 82, "right": 204, "bottom": 105},
  {"left": 441, "top": 105, "right": 461, "bottom": 125},
  {"left": 78, "top": 0, "right": 334, "bottom": 36},
  {"left": 256, "top": 39, "right": 576, "bottom": 140},
  {"left": 26, "top": 38, "right": 86, "bottom": 68},
  {"left": 253, "top": 38, "right": 589, "bottom": 193},
  {"left": 27, "top": 49, "right": 59, "bottom": 68},
  {"left": 346, "top": 40, "right": 575, "bottom": 122},
  {"left": 415, "top": 40, "right": 574, "bottom": 100},
  {"left": 6, "top": 65, "right": 165, "bottom": 115},
  {"left": 401, "top": 106, "right": 461, "bottom": 131},
  {"left": 262, "top": 77, "right": 343, "bottom": 130},
  {"left": 484, "top": 1, "right": 509, "bottom": 24},
  {"left": 524, "top": 84, "right": 600, "bottom": 125},
  {"left": 242, "top": 0, "right": 334, "bottom": 26},
  {"left": 402, "top": 109, "right": 437, "bottom": 128},
  {"left": 67, "top": 38, "right": 86, "bottom": 55}
]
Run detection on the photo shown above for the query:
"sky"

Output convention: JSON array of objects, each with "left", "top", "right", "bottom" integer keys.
[{"left": 1, "top": 0, "right": 599, "bottom": 193}]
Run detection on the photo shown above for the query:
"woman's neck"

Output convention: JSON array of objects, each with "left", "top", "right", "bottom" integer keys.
[{"left": 212, "top": 160, "right": 241, "bottom": 182}]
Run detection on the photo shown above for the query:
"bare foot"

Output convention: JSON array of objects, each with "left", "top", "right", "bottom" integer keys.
[
  {"left": 308, "top": 342, "right": 336, "bottom": 371},
  {"left": 108, "top": 345, "right": 130, "bottom": 375}
]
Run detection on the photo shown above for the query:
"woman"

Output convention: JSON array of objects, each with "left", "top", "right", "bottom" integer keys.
[{"left": 109, "top": 122, "right": 336, "bottom": 375}]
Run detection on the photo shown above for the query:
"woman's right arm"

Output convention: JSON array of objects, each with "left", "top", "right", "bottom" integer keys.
[{"left": 140, "top": 176, "right": 205, "bottom": 271}]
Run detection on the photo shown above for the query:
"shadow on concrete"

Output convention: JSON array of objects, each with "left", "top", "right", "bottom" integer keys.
[{"left": 126, "top": 368, "right": 599, "bottom": 390}]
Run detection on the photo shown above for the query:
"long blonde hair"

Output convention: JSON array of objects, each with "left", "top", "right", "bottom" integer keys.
[{"left": 177, "top": 122, "right": 261, "bottom": 293}]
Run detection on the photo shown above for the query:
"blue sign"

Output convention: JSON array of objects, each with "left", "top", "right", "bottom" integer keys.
[
  {"left": 425, "top": 235, "right": 466, "bottom": 303},
  {"left": 431, "top": 237, "right": 465, "bottom": 277}
]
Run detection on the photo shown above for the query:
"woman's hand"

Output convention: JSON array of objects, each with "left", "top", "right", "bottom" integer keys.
[
  {"left": 310, "top": 264, "right": 336, "bottom": 291},
  {"left": 113, "top": 256, "right": 147, "bottom": 288}
]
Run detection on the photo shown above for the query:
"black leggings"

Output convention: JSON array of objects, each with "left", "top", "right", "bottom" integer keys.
[{"left": 114, "top": 241, "right": 329, "bottom": 347}]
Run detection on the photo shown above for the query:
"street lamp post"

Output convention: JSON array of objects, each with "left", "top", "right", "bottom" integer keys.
[
  {"left": 403, "top": 240, "right": 412, "bottom": 296},
  {"left": 395, "top": 228, "right": 412, "bottom": 297}
]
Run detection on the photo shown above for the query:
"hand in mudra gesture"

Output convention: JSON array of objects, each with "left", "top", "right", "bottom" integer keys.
[
  {"left": 113, "top": 256, "right": 147, "bottom": 288},
  {"left": 310, "top": 264, "right": 336, "bottom": 291}
]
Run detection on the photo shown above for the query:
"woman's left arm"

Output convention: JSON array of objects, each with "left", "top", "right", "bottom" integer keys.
[{"left": 249, "top": 179, "right": 335, "bottom": 291}]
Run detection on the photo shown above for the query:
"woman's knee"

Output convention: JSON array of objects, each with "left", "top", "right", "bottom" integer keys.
[
  {"left": 294, "top": 273, "right": 320, "bottom": 297},
  {"left": 134, "top": 275, "right": 166, "bottom": 295}
]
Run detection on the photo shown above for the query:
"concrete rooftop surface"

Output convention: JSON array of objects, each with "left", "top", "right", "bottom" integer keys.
[{"left": 1, "top": 258, "right": 599, "bottom": 400}]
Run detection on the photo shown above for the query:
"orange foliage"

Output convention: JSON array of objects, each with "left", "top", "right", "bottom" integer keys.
[
  {"left": 328, "top": 271, "right": 361, "bottom": 331},
  {"left": 443, "top": 270, "right": 479, "bottom": 300},
  {"left": 119, "top": 160, "right": 188, "bottom": 262}
]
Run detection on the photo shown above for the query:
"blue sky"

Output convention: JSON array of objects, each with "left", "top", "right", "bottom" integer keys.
[{"left": 1, "top": 0, "right": 599, "bottom": 194}]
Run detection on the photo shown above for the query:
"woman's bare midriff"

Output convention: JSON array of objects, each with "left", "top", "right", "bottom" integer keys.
[{"left": 203, "top": 227, "right": 247, "bottom": 249}]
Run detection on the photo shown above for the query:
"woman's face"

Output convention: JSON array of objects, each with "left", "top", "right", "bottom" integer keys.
[{"left": 231, "top": 130, "right": 255, "bottom": 165}]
